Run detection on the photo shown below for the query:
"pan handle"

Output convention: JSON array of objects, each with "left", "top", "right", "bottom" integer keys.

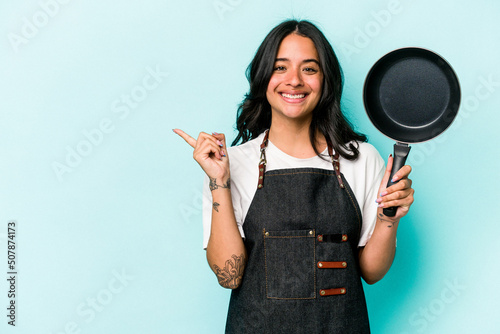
[{"left": 383, "top": 143, "right": 411, "bottom": 217}]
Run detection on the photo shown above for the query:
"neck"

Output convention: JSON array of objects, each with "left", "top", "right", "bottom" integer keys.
[{"left": 268, "top": 121, "right": 326, "bottom": 159}]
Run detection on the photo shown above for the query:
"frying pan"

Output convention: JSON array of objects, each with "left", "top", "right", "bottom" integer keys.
[{"left": 363, "top": 47, "right": 460, "bottom": 216}]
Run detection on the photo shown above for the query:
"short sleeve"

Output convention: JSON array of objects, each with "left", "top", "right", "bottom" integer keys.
[
  {"left": 358, "top": 165, "right": 385, "bottom": 247},
  {"left": 356, "top": 144, "right": 385, "bottom": 247}
]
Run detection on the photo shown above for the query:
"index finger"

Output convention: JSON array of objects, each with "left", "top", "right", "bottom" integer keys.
[
  {"left": 173, "top": 128, "right": 196, "bottom": 148},
  {"left": 391, "top": 165, "right": 412, "bottom": 182}
]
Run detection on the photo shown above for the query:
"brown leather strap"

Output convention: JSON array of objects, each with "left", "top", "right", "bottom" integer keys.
[
  {"left": 319, "top": 288, "right": 346, "bottom": 296},
  {"left": 258, "top": 131, "right": 343, "bottom": 189},
  {"left": 257, "top": 130, "right": 269, "bottom": 189},
  {"left": 328, "top": 146, "right": 344, "bottom": 189},
  {"left": 317, "top": 261, "right": 347, "bottom": 269},
  {"left": 317, "top": 234, "right": 348, "bottom": 243}
]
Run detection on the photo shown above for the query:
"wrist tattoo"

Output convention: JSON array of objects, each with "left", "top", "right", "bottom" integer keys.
[
  {"left": 212, "top": 254, "right": 246, "bottom": 289},
  {"left": 378, "top": 213, "right": 396, "bottom": 228},
  {"left": 213, "top": 202, "right": 220, "bottom": 212},
  {"left": 209, "top": 177, "right": 231, "bottom": 191}
]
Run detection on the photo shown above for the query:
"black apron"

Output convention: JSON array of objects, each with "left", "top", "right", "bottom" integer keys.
[{"left": 226, "top": 132, "right": 370, "bottom": 333}]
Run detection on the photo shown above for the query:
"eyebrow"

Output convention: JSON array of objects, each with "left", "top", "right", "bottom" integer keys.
[{"left": 275, "top": 58, "right": 320, "bottom": 66}]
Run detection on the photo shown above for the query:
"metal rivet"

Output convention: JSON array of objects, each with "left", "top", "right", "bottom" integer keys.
[
  {"left": 260, "top": 168, "right": 263, "bottom": 172},
  {"left": 342, "top": 235, "right": 347, "bottom": 241},
  {"left": 258, "top": 184, "right": 262, "bottom": 188},
  {"left": 309, "top": 230, "right": 313, "bottom": 235},
  {"left": 317, "top": 235, "right": 323, "bottom": 242},
  {"left": 342, "top": 262, "right": 347, "bottom": 267},
  {"left": 265, "top": 232, "right": 269, "bottom": 236},
  {"left": 318, "top": 262, "right": 323, "bottom": 268},
  {"left": 337, "top": 175, "right": 341, "bottom": 178},
  {"left": 340, "top": 288, "right": 346, "bottom": 294},
  {"left": 335, "top": 166, "right": 339, "bottom": 170},
  {"left": 320, "top": 290, "right": 325, "bottom": 296},
  {"left": 259, "top": 176, "right": 263, "bottom": 179}
]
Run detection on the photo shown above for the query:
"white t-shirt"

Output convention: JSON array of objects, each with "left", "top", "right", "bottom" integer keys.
[{"left": 202, "top": 132, "right": 385, "bottom": 249}]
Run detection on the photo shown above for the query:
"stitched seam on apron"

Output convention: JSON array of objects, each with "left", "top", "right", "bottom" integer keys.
[
  {"left": 266, "top": 236, "right": 314, "bottom": 239},
  {"left": 266, "top": 171, "right": 333, "bottom": 177},
  {"left": 314, "top": 235, "right": 316, "bottom": 298},
  {"left": 267, "top": 296, "right": 316, "bottom": 300},
  {"left": 263, "top": 229, "right": 268, "bottom": 298},
  {"left": 344, "top": 181, "right": 362, "bottom": 228}
]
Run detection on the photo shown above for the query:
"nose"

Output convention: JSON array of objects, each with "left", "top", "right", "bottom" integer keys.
[{"left": 285, "top": 68, "right": 303, "bottom": 87}]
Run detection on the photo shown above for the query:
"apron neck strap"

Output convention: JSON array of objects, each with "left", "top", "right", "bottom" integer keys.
[
  {"left": 257, "top": 130, "right": 344, "bottom": 189},
  {"left": 328, "top": 145, "right": 345, "bottom": 189},
  {"left": 257, "top": 130, "right": 269, "bottom": 189}
]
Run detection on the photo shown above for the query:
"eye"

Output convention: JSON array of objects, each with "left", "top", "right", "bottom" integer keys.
[
  {"left": 274, "top": 65, "right": 286, "bottom": 71},
  {"left": 303, "top": 67, "right": 319, "bottom": 73}
]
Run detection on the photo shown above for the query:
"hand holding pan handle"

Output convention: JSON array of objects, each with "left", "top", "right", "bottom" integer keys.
[
  {"left": 383, "top": 143, "right": 411, "bottom": 217},
  {"left": 363, "top": 47, "right": 461, "bottom": 217}
]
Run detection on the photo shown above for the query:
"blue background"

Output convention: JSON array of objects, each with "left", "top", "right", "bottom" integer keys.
[{"left": 1, "top": 1, "right": 499, "bottom": 333}]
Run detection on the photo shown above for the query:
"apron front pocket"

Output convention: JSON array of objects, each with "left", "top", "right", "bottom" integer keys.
[{"left": 263, "top": 229, "right": 316, "bottom": 299}]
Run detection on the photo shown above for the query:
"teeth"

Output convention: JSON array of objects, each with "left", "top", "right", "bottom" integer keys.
[{"left": 281, "top": 93, "right": 305, "bottom": 99}]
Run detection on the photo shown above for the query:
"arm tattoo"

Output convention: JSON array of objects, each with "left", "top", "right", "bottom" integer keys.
[
  {"left": 378, "top": 213, "right": 395, "bottom": 228},
  {"left": 212, "top": 254, "right": 246, "bottom": 289},
  {"left": 212, "top": 202, "right": 220, "bottom": 212},
  {"left": 209, "top": 177, "right": 231, "bottom": 191}
]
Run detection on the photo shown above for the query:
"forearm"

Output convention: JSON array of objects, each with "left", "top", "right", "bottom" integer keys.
[
  {"left": 358, "top": 209, "right": 399, "bottom": 284},
  {"left": 206, "top": 177, "right": 247, "bottom": 289}
]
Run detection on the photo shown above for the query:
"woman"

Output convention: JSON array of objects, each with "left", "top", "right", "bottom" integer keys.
[{"left": 174, "top": 20, "right": 414, "bottom": 333}]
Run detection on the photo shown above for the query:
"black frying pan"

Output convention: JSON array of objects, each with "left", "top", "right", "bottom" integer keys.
[{"left": 363, "top": 47, "right": 460, "bottom": 216}]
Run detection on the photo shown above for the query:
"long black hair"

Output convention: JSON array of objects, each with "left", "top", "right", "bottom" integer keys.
[{"left": 231, "top": 20, "right": 366, "bottom": 160}]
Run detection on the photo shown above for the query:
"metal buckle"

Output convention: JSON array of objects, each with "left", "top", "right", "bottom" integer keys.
[{"left": 259, "top": 147, "right": 267, "bottom": 166}]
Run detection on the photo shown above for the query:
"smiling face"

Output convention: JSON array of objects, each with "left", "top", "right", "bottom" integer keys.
[{"left": 266, "top": 33, "right": 324, "bottom": 125}]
